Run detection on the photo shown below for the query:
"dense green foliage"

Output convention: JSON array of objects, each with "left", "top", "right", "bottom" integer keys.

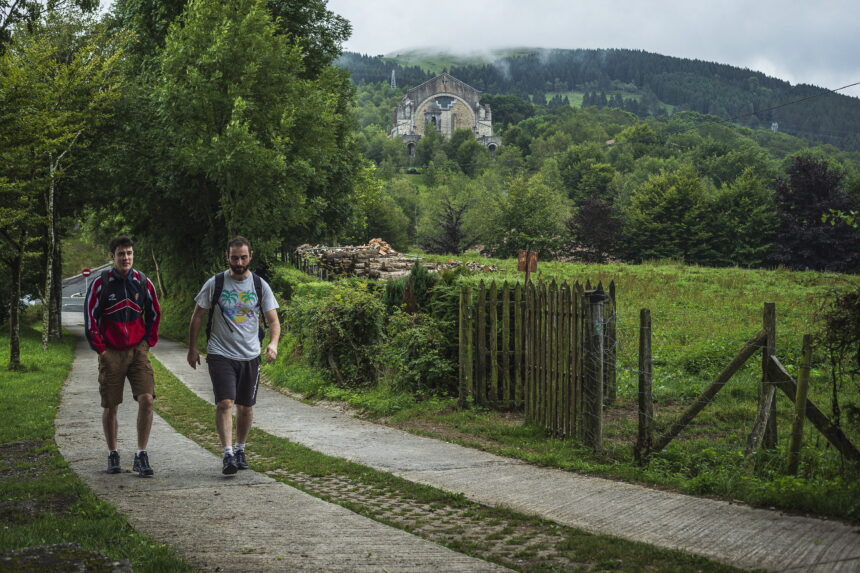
[
  {"left": 87, "top": 0, "right": 363, "bottom": 289},
  {"left": 0, "top": 9, "right": 127, "bottom": 363},
  {"left": 349, "top": 76, "right": 860, "bottom": 273},
  {"left": 285, "top": 279, "right": 386, "bottom": 387}
]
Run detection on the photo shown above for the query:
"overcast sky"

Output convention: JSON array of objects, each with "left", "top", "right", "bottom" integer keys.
[{"left": 326, "top": 0, "right": 860, "bottom": 98}]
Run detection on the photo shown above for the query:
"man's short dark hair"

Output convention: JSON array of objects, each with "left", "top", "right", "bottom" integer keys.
[
  {"left": 227, "top": 236, "right": 251, "bottom": 252},
  {"left": 109, "top": 236, "right": 134, "bottom": 255}
]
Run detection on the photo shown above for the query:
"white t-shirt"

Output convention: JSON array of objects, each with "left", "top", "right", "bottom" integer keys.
[{"left": 195, "top": 271, "right": 279, "bottom": 361}]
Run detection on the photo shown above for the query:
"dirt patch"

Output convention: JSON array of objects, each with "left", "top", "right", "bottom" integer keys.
[
  {"left": 0, "top": 497, "right": 74, "bottom": 526},
  {"left": 0, "top": 543, "right": 131, "bottom": 573},
  {"left": 0, "top": 441, "right": 76, "bottom": 525},
  {"left": 0, "top": 441, "right": 53, "bottom": 477}
]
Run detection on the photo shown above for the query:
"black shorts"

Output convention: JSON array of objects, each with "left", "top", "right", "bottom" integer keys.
[{"left": 207, "top": 354, "right": 261, "bottom": 407}]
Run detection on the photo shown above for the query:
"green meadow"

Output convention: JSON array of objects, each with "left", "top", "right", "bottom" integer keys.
[{"left": 266, "top": 256, "right": 860, "bottom": 521}]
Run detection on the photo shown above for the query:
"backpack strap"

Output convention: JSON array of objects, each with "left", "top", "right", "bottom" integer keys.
[
  {"left": 135, "top": 270, "right": 153, "bottom": 335},
  {"left": 206, "top": 272, "right": 226, "bottom": 341},
  {"left": 253, "top": 273, "right": 267, "bottom": 342},
  {"left": 98, "top": 269, "right": 112, "bottom": 314}
]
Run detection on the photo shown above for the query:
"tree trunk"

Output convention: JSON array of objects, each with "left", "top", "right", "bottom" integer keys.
[
  {"left": 150, "top": 248, "right": 168, "bottom": 299},
  {"left": 8, "top": 243, "right": 24, "bottom": 370},
  {"left": 42, "top": 170, "right": 56, "bottom": 349},
  {"left": 51, "top": 237, "right": 62, "bottom": 338}
]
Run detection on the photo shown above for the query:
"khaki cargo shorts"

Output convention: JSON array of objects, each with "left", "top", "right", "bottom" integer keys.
[{"left": 98, "top": 340, "right": 155, "bottom": 408}]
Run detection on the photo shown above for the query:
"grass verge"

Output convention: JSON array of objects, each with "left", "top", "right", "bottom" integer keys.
[
  {"left": 0, "top": 324, "right": 191, "bottom": 572},
  {"left": 151, "top": 356, "right": 743, "bottom": 572}
]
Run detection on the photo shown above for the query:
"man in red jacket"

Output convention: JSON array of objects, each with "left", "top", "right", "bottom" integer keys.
[{"left": 85, "top": 236, "right": 161, "bottom": 477}]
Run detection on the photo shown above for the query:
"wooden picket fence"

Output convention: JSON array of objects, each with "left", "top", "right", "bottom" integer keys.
[
  {"left": 459, "top": 280, "right": 616, "bottom": 446},
  {"left": 286, "top": 250, "right": 333, "bottom": 281}
]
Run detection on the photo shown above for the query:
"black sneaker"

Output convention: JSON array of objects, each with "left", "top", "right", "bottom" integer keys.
[
  {"left": 133, "top": 451, "right": 154, "bottom": 477},
  {"left": 222, "top": 453, "right": 238, "bottom": 475},
  {"left": 235, "top": 449, "right": 248, "bottom": 470},
  {"left": 107, "top": 451, "right": 121, "bottom": 474}
]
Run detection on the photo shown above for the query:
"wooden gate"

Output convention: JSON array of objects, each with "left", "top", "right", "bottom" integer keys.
[{"left": 459, "top": 280, "right": 615, "bottom": 443}]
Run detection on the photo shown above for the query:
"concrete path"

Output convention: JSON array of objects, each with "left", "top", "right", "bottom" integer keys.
[
  {"left": 56, "top": 324, "right": 507, "bottom": 572},
  {"left": 148, "top": 337, "right": 860, "bottom": 572}
]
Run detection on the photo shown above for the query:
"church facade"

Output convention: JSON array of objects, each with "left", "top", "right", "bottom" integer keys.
[{"left": 390, "top": 72, "right": 501, "bottom": 154}]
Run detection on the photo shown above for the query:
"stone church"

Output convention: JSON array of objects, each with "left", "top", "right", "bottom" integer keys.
[{"left": 390, "top": 72, "right": 501, "bottom": 155}]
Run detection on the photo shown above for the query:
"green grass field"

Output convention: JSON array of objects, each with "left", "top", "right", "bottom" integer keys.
[
  {"left": 0, "top": 321, "right": 190, "bottom": 572},
  {"left": 270, "top": 255, "right": 860, "bottom": 520}
]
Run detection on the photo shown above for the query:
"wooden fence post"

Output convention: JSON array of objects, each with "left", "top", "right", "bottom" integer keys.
[
  {"left": 582, "top": 289, "right": 606, "bottom": 451},
  {"left": 458, "top": 288, "right": 468, "bottom": 409},
  {"left": 787, "top": 334, "right": 812, "bottom": 474},
  {"left": 502, "top": 283, "right": 511, "bottom": 407},
  {"left": 523, "top": 281, "right": 537, "bottom": 423},
  {"left": 476, "top": 281, "right": 487, "bottom": 406},
  {"left": 514, "top": 283, "right": 523, "bottom": 409},
  {"left": 748, "top": 303, "right": 778, "bottom": 454},
  {"left": 464, "top": 287, "right": 474, "bottom": 405},
  {"left": 489, "top": 282, "right": 499, "bottom": 405},
  {"left": 768, "top": 355, "right": 860, "bottom": 462},
  {"left": 762, "top": 302, "right": 778, "bottom": 448},
  {"left": 635, "top": 308, "right": 653, "bottom": 464},
  {"left": 574, "top": 282, "right": 584, "bottom": 438},
  {"left": 558, "top": 282, "right": 573, "bottom": 438},
  {"left": 604, "top": 281, "right": 617, "bottom": 404}
]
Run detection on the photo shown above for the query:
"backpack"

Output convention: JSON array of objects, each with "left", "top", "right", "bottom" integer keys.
[{"left": 206, "top": 271, "right": 267, "bottom": 343}]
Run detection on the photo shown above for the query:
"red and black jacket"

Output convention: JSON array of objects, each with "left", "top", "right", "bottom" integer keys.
[{"left": 85, "top": 268, "right": 161, "bottom": 353}]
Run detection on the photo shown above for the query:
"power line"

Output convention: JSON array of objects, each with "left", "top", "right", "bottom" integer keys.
[{"left": 725, "top": 81, "right": 860, "bottom": 125}]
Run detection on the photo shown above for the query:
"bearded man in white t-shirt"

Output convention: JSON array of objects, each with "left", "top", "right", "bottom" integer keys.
[{"left": 187, "top": 236, "right": 281, "bottom": 475}]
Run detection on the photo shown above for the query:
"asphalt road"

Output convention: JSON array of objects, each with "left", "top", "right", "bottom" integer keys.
[{"left": 62, "top": 264, "right": 110, "bottom": 314}]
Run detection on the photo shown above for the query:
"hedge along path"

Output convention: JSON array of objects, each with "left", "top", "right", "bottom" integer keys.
[{"left": 150, "top": 337, "right": 860, "bottom": 572}]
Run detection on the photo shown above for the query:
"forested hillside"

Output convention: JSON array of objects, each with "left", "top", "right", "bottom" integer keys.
[
  {"left": 338, "top": 49, "right": 860, "bottom": 152},
  {"left": 347, "top": 78, "right": 860, "bottom": 273}
]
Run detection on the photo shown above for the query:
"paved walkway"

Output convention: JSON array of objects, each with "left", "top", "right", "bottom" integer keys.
[
  {"left": 146, "top": 338, "right": 860, "bottom": 572},
  {"left": 56, "top": 324, "right": 507, "bottom": 572}
]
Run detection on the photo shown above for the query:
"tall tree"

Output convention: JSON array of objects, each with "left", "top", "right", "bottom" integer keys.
[
  {"left": 112, "top": 0, "right": 350, "bottom": 75},
  {"left": 266, "top": 0, "right": 350, "bottom": 78},
  {"left": 419, "top": 195, "right": 477, "bottom": 255},
  {"left": 623, "top": 164, "right": 708, "bottom": 262},
  {"left": 565, "top": 197, "right": 622, "bottom": 262},
  {"left": 0, "top": 10, "right": 125, "bottom": 358},
  {"left": 0, "top": 0, "right": 97, "bottom": 48},
  {"left": 769, "top": 154, "right": 860, "bottom": 272},
  {"left": 113, "top": 0, "right": 360, "bottom": 285}
]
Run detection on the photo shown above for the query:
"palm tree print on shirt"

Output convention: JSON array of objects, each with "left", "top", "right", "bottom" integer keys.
[{"left": 219, "top": 289, "right": 257, "bottom": 324}]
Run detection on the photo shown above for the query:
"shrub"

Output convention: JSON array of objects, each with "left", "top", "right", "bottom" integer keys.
[
  {"left": 293, "top": 281, "right": 334, "bottom": 300},
  {"left": 285, "top": 279, "right": 385, "bottom": 388},
  {"left": 383, "top": 278, "right": 406, "bottom": 311},
  {"left": 408, "top": 261, "right": 436, "bottom": 310},
  {"left": 377, "top": 310, "right": 457, "bottom": 395},
  {"left": 268, "top": 266, "right": 318, "bottom": 301}
]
